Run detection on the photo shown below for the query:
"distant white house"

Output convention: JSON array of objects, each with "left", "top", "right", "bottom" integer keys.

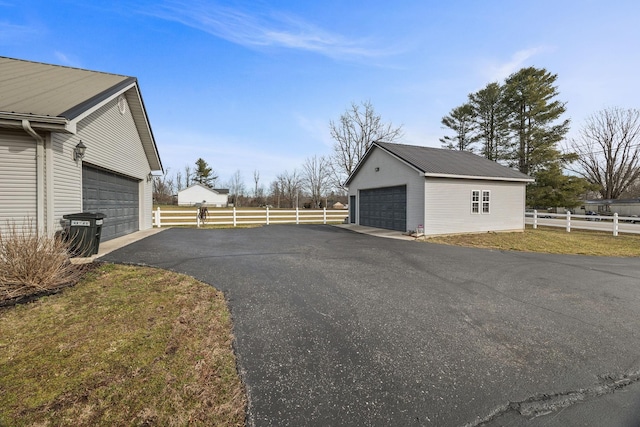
[
  {"left": 177, "top": 183, "right": 229, "bottom": 207},
  {"left": 345, "top": 141, "right": 534, "bottom": 236}
]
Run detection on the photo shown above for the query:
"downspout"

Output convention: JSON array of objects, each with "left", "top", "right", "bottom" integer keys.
[{"left": 22, "top": 119, "right": 46, "bottom": 235}]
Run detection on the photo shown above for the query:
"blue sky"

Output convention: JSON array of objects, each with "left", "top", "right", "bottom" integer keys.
[{"left": 2, "top": 1, "right": 640, "bottom": 187}]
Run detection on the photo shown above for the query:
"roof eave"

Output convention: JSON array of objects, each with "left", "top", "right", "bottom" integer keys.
[
  {"left": 0, "top": 112, "right": 72, "bottom": 133},
  {"left": 126, "top": 85, "right": 163, "bottom": 173},
  {"left": 423, "top": 172, "right": 535, "bottom": 182}
]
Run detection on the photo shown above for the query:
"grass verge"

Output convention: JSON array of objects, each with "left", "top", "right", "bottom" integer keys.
[
  {"left": 0, "top": 264, "right": 246, "bottom": 426},
  {"left": 424, "top": 225, "right": 640, "bottom": 257}
]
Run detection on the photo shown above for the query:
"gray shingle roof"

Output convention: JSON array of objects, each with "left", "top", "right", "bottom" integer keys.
[
  {"left": 0, "top": 57, "right": 133, "bottom": 118},
  {"left": 374, "top": 141, "right": 533, "bottom": 181}
]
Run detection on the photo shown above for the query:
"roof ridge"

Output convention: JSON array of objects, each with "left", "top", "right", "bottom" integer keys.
[
  {"left": 370, "top": 140, "right": 532, "bottom": 182},
  {"left": 0, "top": 56, "right": 131, "bottom": 79}
]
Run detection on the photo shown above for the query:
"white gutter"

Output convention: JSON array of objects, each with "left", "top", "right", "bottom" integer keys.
[
  {"left": 1, "top": 112, "right": 71, "bottom": 133},
  {"left": 21, "top": 119, "right": 46, "bottom": 234}
]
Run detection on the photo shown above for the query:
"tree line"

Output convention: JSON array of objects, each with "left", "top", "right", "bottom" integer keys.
[{"left": 152, "top": 155, "right": 344, "bottom": 209}]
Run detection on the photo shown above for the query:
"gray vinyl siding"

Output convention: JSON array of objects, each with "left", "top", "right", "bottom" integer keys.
[
  {"left": 0, "top": 131, "right": 37, "bottom": 234},
  {"left": 424, "top": 178, "right": 526, "bottom": 236},
  {"left": 347, "top": 147, "right": 424, "bottom": 232},
  {"left": 51, "top": 132, "right": 82, "bottom": 231},
  {"left": 51, "top": 95, "right": 154, "bottom": 233}
]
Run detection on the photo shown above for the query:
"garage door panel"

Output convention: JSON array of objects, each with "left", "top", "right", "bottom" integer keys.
[
  {"left": 82, "top": 165, "right": 139, "bottom": 241},
  {"left": 359, "top": 185, "right": 406, "bottom": 231}
]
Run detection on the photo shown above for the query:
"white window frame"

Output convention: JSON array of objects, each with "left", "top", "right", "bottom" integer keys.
[
  {"left": 471, "top": 190, "right": 480, "bottom": 214},
  {"left": 482, "top": 190, "right": 491, "bottom": 214}
]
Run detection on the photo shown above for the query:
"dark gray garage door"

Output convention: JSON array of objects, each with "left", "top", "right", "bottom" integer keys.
[
  {"left": 359, "top": 185, "right": 406, "bottom": 231},
  {"left": 82, "top": 165, "right": 139, "bottom": 241}
]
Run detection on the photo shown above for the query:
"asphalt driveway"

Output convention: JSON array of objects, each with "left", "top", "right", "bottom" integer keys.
[{"left": 101, "top": 225, "right": 640, "bottom": 426}]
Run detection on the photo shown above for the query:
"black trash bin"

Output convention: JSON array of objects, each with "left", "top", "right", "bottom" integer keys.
[{"left": 62, "top": 212, "right": 106, "bottom": 257}]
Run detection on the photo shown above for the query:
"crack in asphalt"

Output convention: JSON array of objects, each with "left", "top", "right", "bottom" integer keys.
[{"left": 465, "top": 369, "right": 640, "bottom": 426}]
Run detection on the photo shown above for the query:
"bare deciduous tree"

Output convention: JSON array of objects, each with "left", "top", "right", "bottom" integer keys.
[
  {"left": 568, "top": 107, "right": 640, "bottom": 199},
  {"left": 253, "top": 170, "right": 260, "bottom": 198},
  {"left": 184, "top": 165, "right": 192, "bottom": 188},
  {"left": 152, "top": 168, "right": 174, "bottom": 205},
  {"left": 175, "top": 170, "right": 184, "bottom": 191},
  {"left": 302, "top": 155, "right": 331, "bottom": 208},
  {"left": 329, "top": 100, "right": 403, "bottom": 189},
  {"left": 226, "top": 170, "right": 246, "bottom": 207},
  {"left": 269, "top": 180, "right": 281, "bottom": 208},
  {"left": 275, "top": 170, "right": 303, "bottom": 208}
]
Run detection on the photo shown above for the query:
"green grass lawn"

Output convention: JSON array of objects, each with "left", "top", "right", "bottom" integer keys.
[
  {"left": 425, "top": 225, "right": 640, "bottom": 257},
  {"left": 0, "top": 264, "right": 245, "bottom": 427}
]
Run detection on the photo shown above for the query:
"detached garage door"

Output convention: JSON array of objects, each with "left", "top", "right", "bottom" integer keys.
[
  {"left": 359, "top": 185, "right": 406, "bottom": 231},
  {"left": 82, "top": 165, "right": 139, "bottom": 241}
]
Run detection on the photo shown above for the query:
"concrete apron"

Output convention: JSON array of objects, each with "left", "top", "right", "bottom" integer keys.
[
  {"left": 333, "top": 223, "right": 417, "bottom": 241},
  {"left": 70, "top": 227, "right": 166, "bottom": 264}
]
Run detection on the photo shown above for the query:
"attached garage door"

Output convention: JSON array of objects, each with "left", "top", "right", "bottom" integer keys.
[
  {"left": 359, "top": 185, "right": 406, "bottom": 231},
  {"left": 82, "top": 165, "right": 139, "bottom": 241}
]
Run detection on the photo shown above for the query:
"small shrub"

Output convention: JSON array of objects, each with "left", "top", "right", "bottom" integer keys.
[{"left": 0, "top": 221, "right": 82, "bottom": 302}]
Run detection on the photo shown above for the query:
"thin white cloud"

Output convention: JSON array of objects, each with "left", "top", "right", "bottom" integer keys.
[
  {"left": 0, "top": 21, "right": 40, "bottom": 44},
  {"left": 482, "top": 46, "right": 549, "bottom": 81},
  {"left": 53, "top": 51, "right": 83, "bottom": 68},
  {"left": 144, "top": 1, "right": 393, "bottom": 59}
]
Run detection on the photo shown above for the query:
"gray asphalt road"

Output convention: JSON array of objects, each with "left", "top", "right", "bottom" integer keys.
[{"left": 101, "top": 225, "right": 640, "bottom": 426}]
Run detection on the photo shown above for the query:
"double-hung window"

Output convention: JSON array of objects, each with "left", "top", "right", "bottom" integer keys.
[
  {"left": 482, "top": 190, "right": 490, "bottom": 214},
  {"left": 471, "top": 190, "right": 490, "bottom": 214},
  {"left": 471, "top": 190, "right": 480, "bottom": 214}
]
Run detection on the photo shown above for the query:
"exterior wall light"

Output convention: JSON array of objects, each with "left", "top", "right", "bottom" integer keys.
[
  {"left": 74, "top": 140, "right": 86, "bottom": 161},
  {"left": 147, "top": 172, "right": 153, "bottom": 182}
]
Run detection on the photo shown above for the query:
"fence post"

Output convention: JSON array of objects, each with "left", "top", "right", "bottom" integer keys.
[
  {"left": 323, "top": 207, "right": 327, "bottom": 224},
  {"left": 233, "top": 207, "right": 237, "bottom": 227},
  {"left": 566, "top": 211, "right": 571, "bottom": 233},
  {"left": 613, "top": 213, "right": 619, "bottom": 237},
  {"left": 533, "top": 209, "right": 537, "bottom": 229},
  {"left": 156, "top": 207, "right": 162, "bottom": 228},
  {"left": 266, "top": 206, "right": 270, "bottom": 225},
  {"left": 196, "top": 209, "right": 200, "bottom": 228},
  {"left": 296, "top": 207, "right": 299, "bottom": 225}
]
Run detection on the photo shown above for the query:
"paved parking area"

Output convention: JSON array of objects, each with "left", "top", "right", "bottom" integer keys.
[{"left": 101, "top": 225, "right": 640, "bottom": 426}]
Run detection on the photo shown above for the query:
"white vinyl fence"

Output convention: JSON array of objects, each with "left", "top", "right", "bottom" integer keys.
[
  {"left": 525, "top": 210, "right": 640, "bottom": 236},
  {"left": 153, "top": 207, "right": 348, "bottom": 228}
]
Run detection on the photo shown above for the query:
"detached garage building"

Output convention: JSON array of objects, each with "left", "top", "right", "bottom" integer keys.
[
  {"left": 0, "top": 57, "right": 162, "bottom": 241},
  {"left": 346, "top": 142, "right": 533, "bottom": 236}
]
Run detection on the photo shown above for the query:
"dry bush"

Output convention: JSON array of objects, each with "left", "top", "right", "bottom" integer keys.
[{"left": 0, "top": 221, "right": 82, "bottom": 301}]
